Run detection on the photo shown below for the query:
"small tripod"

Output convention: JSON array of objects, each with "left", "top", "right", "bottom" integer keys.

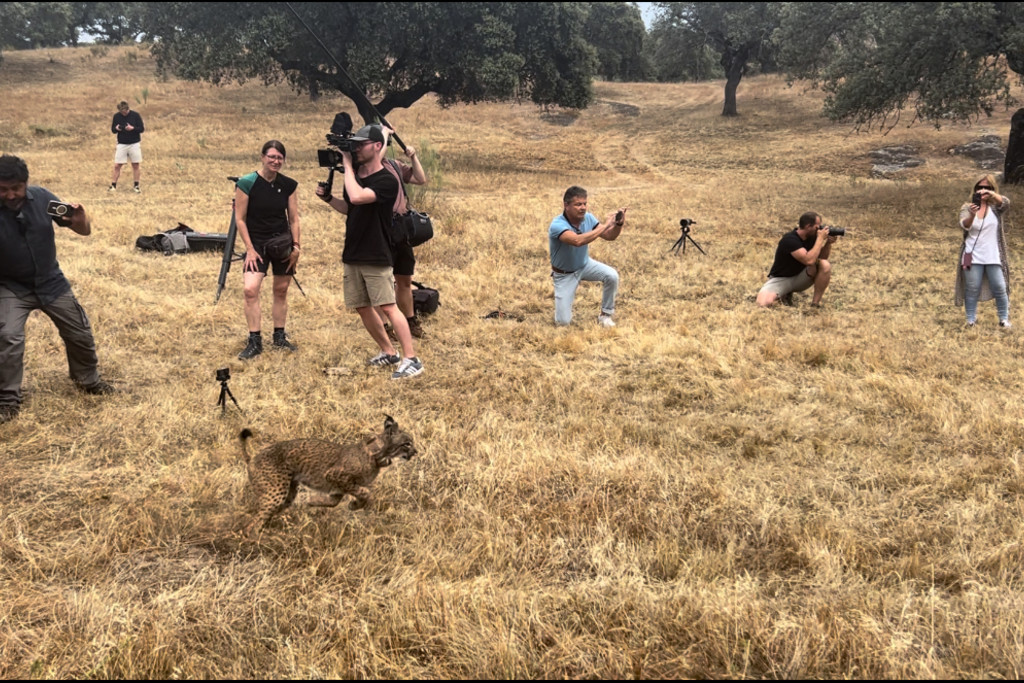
[
  {"left": 216, "top": 367, "right": 242, "bottom": 414},
  {"left": 670, "top": 218, "right": 706, "bottom": 256}
]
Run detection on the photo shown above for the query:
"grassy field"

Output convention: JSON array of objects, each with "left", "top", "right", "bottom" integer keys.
[{"left": 2, "top": 45, "right": 1024, "bottom": 678}]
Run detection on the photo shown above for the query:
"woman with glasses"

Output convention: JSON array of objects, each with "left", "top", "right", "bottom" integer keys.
[
  {"left": 235, "top": 140, "right": 301, "bottom": 359},
  {"left": 957, "top": 174, "right": 1012, "bottom": 327}
]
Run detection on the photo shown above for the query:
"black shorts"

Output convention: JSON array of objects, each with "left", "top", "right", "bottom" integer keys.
[
  {"left": 392, "top": 243, "right": 416, "bottom": 277},
  {"left": 247, "top": 234, "right": 294, "bottom": 276}
]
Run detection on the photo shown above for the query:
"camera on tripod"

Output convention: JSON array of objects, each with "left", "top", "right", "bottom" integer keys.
[{"left": 670, "top": 217, "right": 706, "bottom": 256}]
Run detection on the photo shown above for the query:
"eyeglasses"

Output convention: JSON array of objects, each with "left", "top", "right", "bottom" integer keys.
[
  {"left": 264, "top": 155, "right": 285, "bottom": 162},
  {"left": 975, "top": 184, "right": 993, "bottom": 190}
]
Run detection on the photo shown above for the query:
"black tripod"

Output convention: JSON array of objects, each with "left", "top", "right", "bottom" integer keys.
[
  {"left": 216, "top": 367, "right": 242, "bottom": 414},
  {"left": 215, "top": 176, "right": 306, "bottom": 303},
  {"left": 670, "top": 218, "right": 706, "bottom": 256}
]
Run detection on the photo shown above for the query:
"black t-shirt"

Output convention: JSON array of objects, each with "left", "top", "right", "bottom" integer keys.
[
  {"left": 768, "top": 229, "right": 816, "bottom": 279},
  {"left": 236, "top": 172, "right": 297, "bottom": 242},
  {"left": 342, "top": 168, "right": 399, "bottom": 266}
]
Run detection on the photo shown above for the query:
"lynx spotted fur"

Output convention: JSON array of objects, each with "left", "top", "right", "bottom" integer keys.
[{"left": 239, "top": 415, "right": 416, "bottom": 535}]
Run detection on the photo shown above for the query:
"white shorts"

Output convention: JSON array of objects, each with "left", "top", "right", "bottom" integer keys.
[{"left": 115, "top": 143, "right": 142, "bottom": 164}]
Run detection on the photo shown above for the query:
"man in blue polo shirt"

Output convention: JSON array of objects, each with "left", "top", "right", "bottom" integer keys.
[
  {"left": 548, "top": 185, "right": 627, "bottom": 326},
  {"left": 0, "top": 154, "right": 114, "bottom": 424}
]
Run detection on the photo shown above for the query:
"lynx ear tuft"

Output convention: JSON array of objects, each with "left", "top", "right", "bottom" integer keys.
[{"left": 384, "top": 414, "right": 397, "bottom": 432}]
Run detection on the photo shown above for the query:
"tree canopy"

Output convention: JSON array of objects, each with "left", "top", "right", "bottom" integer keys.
[
  {"left": 649, "top": 2, "right": 780, "bottom": 115},
  {"left": 583, "top": 2, "right": 649, "bottom": 82},
  {"left": 141, "top": 1, "right": 600, "bottom": 122},
  {"left": 775, "top": 2, "right": 1024, "bottom": 131}
]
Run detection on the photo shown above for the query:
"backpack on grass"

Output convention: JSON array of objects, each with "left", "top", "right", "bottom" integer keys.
[{"left": 135, "top": 223, "right": 228, "bottom": 256}]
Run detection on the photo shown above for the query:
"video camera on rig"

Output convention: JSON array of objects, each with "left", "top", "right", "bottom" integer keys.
[
  {"left": 317, "top": 112, "right": 357, "bottom": 200},
  {"left": 317, "top": 112, "right": 356, "bottom": 171}
]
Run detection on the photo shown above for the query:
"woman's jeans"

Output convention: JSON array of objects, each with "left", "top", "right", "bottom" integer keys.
[{"left": 964, "top": 263, "right": 1010, "bottom": 322}]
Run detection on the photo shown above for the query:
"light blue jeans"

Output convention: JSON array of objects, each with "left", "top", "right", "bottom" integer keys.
[
  {"left": 964, "top": 264, "right": 1010, "bottom": 323},
  {"left": 553, "top": 259, "right": 618, "bottom": 325}
]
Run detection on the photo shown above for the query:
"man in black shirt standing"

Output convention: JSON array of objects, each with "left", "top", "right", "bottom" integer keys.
[
  {"left": 0, "top": 155, "right": 114, "bottom": 424},
  {"left": 317, "top": 125, "right": 424, "bottom": 380},
  {"left": 756, "top": 212, "right": 838, "bottom": 307},
  {"left": 110, "top": 100, "right": 145, "bottom": 193}
]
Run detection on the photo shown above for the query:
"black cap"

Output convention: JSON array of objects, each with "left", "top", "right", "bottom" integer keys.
[{"left": 350, "top": 124, "right": 386, "bottom": 145}]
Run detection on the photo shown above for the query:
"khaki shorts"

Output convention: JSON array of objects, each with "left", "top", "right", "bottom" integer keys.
[
  {"left": 343, "top": 263, "right": 395, "bottom": 308},
  {"left": 114, "top": 143, "right": 142, "bottom": 164},
  {"left": 759, "top": 270, "right": 814, "bottom": 298}
]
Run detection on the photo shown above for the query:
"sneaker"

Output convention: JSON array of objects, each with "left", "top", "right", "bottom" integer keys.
[
  {"left": 238, "top": 336, "right": 263, "bottom": 360},
  {"left": 108, "top": 185, "right": 117, "bottom": 192},
  {"left": 272, "top": 330, "right": 298, "bottom": 351},
  {"left": 967, "top": 321, "right": 977, "bottom": 328},
  {"left": 1001, "top": 320, "right": 1012, "bottom": 328},
  {"left": 367, "top": 351, "right": 401, "bottom": 367},
  {"left": 598, "top": 314, "right": 616, "bottom": 328},
  {"left": 80, "top": 379, "right": 116, "bottom": 395},
  {"left": 133, "top": 186, "right": 141, "bottom": 194},
  {"left": 391, "top": 357, "right": 424, "bottom": 380},
  {"left": 408, "top": 317, "right": 425, "bottom": 339},
  {"left": 0, "top": 405, "right": 20, "bottom": 424},
  {"left": 384, "top": 324, "right": 398, "bottom": 342}
]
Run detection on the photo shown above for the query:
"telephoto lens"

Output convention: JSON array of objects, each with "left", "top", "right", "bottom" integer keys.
[{"left": 827, "top": 226, "right": 846, "bottom": 237}]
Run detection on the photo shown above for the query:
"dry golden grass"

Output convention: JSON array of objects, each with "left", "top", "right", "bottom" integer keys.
[{"left": 2, "top": 45, "right": 1024, "bottom": 678}]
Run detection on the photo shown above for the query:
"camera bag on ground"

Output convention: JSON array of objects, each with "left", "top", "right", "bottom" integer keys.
[
  {"left": 135, "top": 223, "right": 228, "bottom": 256},
  {"left": 411, "top": 281, "right": 440, "bottom": 315},
  {"left": 384, "top": 159, "right": 434, "bottom": 248}
]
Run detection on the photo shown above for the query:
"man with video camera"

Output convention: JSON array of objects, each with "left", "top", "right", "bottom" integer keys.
[
  {"left": 0, "top": 154, "right": 114, "bottom": 424},
  {"left": 756, "top": 212, "right": 838, "bottom": 308},
  {"left": 317, "top": 125, "right": 423, "bottom": 380}
]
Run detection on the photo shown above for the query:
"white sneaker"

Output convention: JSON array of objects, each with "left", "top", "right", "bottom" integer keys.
[
  {"left": 598, "top": 314, "right": 616, "bottom": 327},
  {"left": 1000, "top": 320, "right": 1012, "bottom": 329}
]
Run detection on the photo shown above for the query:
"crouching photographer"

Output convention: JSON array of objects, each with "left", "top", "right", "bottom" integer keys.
[
  {"left": 756, "top": 211, "right": 839, "bottom": 308},
  {"left": 0, "top": 154, "right": 115, "bottom": 424}
]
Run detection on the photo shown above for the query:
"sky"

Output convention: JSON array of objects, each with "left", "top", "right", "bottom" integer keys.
[{"left": 637, "top": 1, "right": 658, "bottom": 27}]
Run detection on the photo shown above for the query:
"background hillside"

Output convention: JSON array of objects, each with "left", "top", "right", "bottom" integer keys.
[{"left": 1, "top": 46, "right": 1024, "bottom": 678}]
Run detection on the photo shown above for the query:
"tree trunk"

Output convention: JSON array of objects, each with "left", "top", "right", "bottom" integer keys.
[
  {"left": 1005, "top": 108, "right": 1024, "bottom": 185},
  {"left": 721, "top": 47, "right": 749, "bottom": 117},
  {"left": 308, "top": 79, "right": 321, "bottom": 102}
]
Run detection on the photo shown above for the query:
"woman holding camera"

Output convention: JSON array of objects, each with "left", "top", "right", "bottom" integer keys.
[
  {"left": 235, "top": 140, "right": 301, "bottom": 359},
  {"left": 956, "top": 174, "right": 1011, "bottom": 327}
]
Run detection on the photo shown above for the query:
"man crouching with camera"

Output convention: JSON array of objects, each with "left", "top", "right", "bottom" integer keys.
[
  {"left": 0, "top": 154, "right": 115, "bottom": 424},
  {"left": 756, "top": 211, "right": 838, "bottom": 308}
]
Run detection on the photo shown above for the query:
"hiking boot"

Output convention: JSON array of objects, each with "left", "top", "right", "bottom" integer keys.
[
  {"left": 780, "top": 292, "right": 794, "bottom": 307},
  {"left": 384, "top": 324, "right": 398, "bottom": 342},
  {"left": 367, "top": 351, "right": 401, "bottom": 367},
  {"left": 238, "top": 335, "right": 263, "bottom": 360},
  {"left": 79, "top": 379, "right": 117, "bottom": 395},
  {"left": 391, "top": 357, "right": 424, "bottom": 380},
  {"left": 0, "top": 405, "right": 20, "bottom": 424},
  {"left": 272, "top": 330, "right": 298, "bottom": 351},
  {"left": 407, "top": 317, "right": 425, "bottom": 339}
]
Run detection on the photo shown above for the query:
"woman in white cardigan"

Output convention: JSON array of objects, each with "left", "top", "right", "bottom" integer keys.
[{"left": 956, "top": 174, "right": 1011, "bottom": 327}]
